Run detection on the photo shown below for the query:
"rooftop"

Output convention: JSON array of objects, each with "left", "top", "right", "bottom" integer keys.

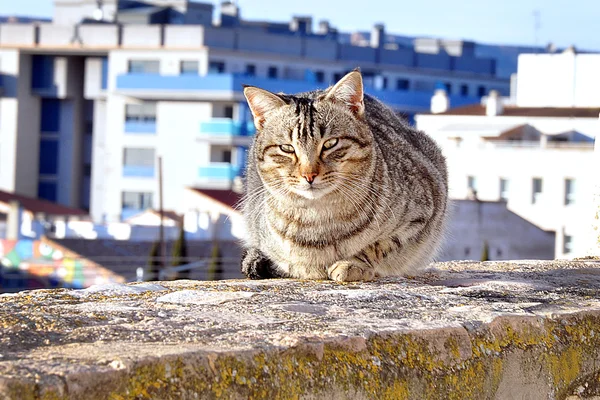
[
  {"left": 435, "top": 104, "right": 600, "bottom": 118},
  {"left": 0, "top": 189, "right": 88, "bottom": 217},
  {"left": 189, "top": 188, "right": 243, "bottom": 211}
]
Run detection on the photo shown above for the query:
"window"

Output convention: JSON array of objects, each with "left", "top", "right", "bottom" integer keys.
[
  {"left": 464, "top": 247, "right": 470, "bottom": 256},
  {"left": 38, "top": 182, "right": 57, "bottom": 202},
  {"left": 125, "top": 103, "right": 157, "bottom": 123},
  {"left": 208, "top": 60, "right": 225, "bottom": 74},
  {"left": 128, "top": 60, "right": 159, "bottom": 74},
  {"left": 210, "top": 145, "right": 232, "bottom": 163},
  {"left": 315, "top": 71, "right": 325, "bottom": 83},
  {"left": 460, "top": 84, "right": 469, "bottom": 96},
  {"left": 467, "top": 176, "right": 477, "bottom": 191},
  {"left": 444, "top": 82, "right": 452, "bottom": 93},
  {"left": 375, "top": 76, "right": 387, "bottom": 90},
  {"left": 245, "top": 64, "right": 256, "bottom": 76},
  {"left": 564, "top": 178, "right": 575, "bottom": 205},
  {"left": 499, "top": 178, "right": 509, "bottom": 201},
  {"left": 31, "top": 55, "right": 55, "bottom": 90},
  {"left": 333, "top": 72, "right": 344, "bottom": 82},
  {"left": 85, "top": 121, "right": 94, "bottom": 134},
  {"left": 396, "top": 79, "right": 410, "bottom": 91},
  {"left": 563, "top": 235, "right": 573, "bottom": 254},
  {"left": 224, "top": 105, "right": 234, "bottom": 119},
  {"left": 122, "top": 192, "right": 153, "bottom": 210},
  {"left": 180, "top": 60, "right": 199, "bottom": 75},
  {"left": 477, "top": 86, "right": 486, "bottom": 97},
  {"left": 267, "top": 66, "right": 278, "bottom": 79},
  {"left": 532, "top": 178, "right": 543, "bottom": 204},
  {"left": 39, "top": 139, "right": 59, "bottom": 175},
  {"left": 123, "top": 148, "right": 155, "bottom": 167},
  {"left": 40, "top": 99, "right": 60, "bottom": 132}
]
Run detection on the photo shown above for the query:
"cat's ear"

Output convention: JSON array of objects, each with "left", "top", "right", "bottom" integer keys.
[
  {"left": 243, "top": 86, "right": 286, "bottom": 130},
  {"left": 324, "top": 70, "right": 364, "bottom": 118}
]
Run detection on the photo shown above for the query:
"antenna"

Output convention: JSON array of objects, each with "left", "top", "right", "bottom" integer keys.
[{"left": 533, "top": 10, "right": 540, "bottom": 51}]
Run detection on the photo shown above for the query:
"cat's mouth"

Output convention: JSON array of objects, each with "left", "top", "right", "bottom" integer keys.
[{"left": 290, "top": 183, "right": 332, "bottom": 200}]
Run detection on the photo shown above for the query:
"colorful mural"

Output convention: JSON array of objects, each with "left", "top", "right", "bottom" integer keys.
[{"left": 0, "top": 239, "right": 124, "bottom": 291}]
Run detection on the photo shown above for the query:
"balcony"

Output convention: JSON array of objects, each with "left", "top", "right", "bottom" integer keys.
[
  {"left": 124, "top": 121, "right": 157, "bottom": 134},
  {"left": 198, "top": 164, "right": 241, "bottom": 180},
  {"left": 116, "top": 73, "right": 318, "bottom": 94},
  {"left": 123, "top": 166, "right": 155, "bottom": 178},
  {"left": 116, "top": 73, "right": 482, "bottom": 112},
  {"left": 198, "top": 119, "right": 255, "bottom": 145}
]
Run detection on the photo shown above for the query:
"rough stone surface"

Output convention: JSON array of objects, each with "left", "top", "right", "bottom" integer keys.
[{"left": 1, "top": 260, "right": 600, "bottom": 399}]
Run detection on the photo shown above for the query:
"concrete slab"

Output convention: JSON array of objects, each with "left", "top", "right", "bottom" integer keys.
[{"left": 1, "top": 260, "right": 600, "bottom": 399}]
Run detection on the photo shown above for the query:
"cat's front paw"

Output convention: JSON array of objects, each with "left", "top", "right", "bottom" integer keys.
[
  {"left": 241, "top": 248, "right": 283, "bottom": 279},
  {"left": 327, "top": 260, "right": 375, "bottom": 282}
]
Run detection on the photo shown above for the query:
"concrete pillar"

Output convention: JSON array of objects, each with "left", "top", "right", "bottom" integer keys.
[
  {"left": 6, "top": 200, "right": 22, "bottom": 240},
  {"left": 589, "top": 114, "right": 600, "bottom": 256}
]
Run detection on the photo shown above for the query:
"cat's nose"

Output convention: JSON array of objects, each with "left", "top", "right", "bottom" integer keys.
[{"left": 302, "top": 172, "right": 318, "bottom": 184}]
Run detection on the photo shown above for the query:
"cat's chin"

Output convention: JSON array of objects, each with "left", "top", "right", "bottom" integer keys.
[{"left": 290, "top": 186, "right": 330, "bottom": 200}]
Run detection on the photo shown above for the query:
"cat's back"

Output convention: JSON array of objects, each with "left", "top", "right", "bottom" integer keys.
[{"left": 363, "top": 94, "right": 447, "bottom": 183}]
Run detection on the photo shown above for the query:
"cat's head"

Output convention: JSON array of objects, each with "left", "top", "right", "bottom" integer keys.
[{"left": 243, "top": 70, "right": 375, "bottom": 201}]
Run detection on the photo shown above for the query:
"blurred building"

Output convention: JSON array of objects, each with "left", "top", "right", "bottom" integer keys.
[
  {"left": 0, "top": 0, "right": 511, "bottom": 224},
  {"left": 416, "top": 49, "right": 600, "bottom": 259}
]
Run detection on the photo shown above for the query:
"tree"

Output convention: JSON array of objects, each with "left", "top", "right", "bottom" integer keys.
[
  {"left": 171, "top": 224, "right": 189, "bottom": 279},
  {"left": 481, "top": 240, "right": 490, "bottom": 262},
  {"left": 147, "top": 240, "right": 161, "bottom": 281},
  {"left": 207, "top": 242, "right": 223, "bottom": 281}
]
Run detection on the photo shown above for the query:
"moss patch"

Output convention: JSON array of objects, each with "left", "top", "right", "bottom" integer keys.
[{"left": 95, "top": 313, "right": 600, "bottom": 399}]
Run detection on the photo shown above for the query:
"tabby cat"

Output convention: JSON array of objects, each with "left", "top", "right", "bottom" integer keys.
[{"left": 240, "top": 70, "right": 448, "bottom": 282}]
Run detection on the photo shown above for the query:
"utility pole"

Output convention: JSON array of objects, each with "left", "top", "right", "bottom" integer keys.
[{"left": 158, "top": 156, "right": 167, "bottom": 273}]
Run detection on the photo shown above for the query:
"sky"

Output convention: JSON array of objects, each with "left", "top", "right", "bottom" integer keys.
[{"left": 2, "top": 0, "right": 599, "bottom": 50}]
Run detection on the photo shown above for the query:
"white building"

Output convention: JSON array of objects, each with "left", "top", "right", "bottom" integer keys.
[
  {"left": 416, "top": 49, "right": 600, "bottom": 259},
  {"left": 0, "top": 0, "right": 511, "bottom": 227}
]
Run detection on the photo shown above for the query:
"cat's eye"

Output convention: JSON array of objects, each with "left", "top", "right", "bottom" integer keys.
[
  {"left": 323, "top": 138, "right": 339, "bottom": 150},
  {"left": 279, "top": 144, "right": 295, "bottom": 153}
]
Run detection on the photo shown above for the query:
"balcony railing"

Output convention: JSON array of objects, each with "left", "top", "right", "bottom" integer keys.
[
  {"left": 124, "top": 121, "right": 157, "bottom": 134},
  {"left": 116, "top": 73, "right": 482, "bottom": 111},
  {"left": 199, "top": 119, "right": 255, "bottom": 137},
  {"left": 123, "top": 166, "right": 155, "bottom": 178},
  {"left": 198, "top": 164, "right": 241, "bottom": 180}
]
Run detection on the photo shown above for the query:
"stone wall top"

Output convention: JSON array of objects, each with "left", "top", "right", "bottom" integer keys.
[{"left": 1, "top": 259, "right": 599, "bottom": 399}]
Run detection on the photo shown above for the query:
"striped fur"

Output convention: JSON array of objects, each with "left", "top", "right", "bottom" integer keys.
[{"left": 240, "top": 71, "right": 448, "bottom": 281}]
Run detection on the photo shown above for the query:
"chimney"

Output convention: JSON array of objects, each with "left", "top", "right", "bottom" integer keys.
[
  {"left": 219, "top": 1, "right": 240, "bottom": 27},
  {"left": 290, "top": 16, "right": 312, "bottom": 35},
  {"left": 6, "top": 200, "right": 22, "bottom": 240},
  {"left": 430, "top": 89, "right": 450, "bottom": 114},
  {"left": 370, "top": 23, "right": 385, "bottom": 48},
  {"left": 317, "top": 20, "right": 331, "bottom": 35},
  {"left": 486, "top": 90, "right": 503, "bottom": 116}
]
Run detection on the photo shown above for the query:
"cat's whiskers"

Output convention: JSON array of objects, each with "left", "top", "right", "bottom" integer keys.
[
  {"left": 331, "top": 174, "right": 388, "bottom": 229},
  {"left": 333, "top": 179, "right": 381, "bottom": 230},
  {"left": 332, "top": 171, "right": 398, "bottom": 222}
]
